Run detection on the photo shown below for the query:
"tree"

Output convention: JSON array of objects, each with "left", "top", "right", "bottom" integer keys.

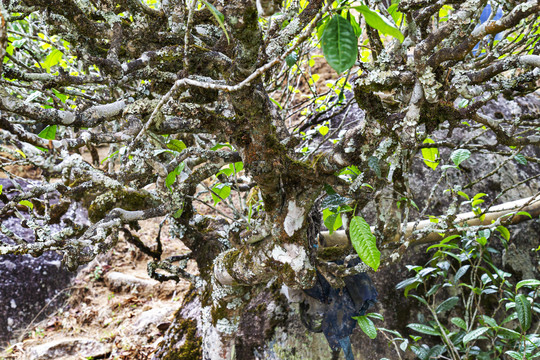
[{"left": 0, "top": 0, "right": 539, "bottom": 359}]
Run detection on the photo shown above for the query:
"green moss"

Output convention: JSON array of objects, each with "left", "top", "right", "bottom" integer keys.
[
  {"left": 161, "top": 319, "right": 202, "bottom": 360},
  {"left": 318, "top": 245, "right": 349, "bottom": 261},
  {"left": 88, "top": 189, "right": 151, "bottom": 222}
]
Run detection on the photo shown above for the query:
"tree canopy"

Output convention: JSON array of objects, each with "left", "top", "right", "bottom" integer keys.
[{"left": 1, "top": 0, "right": 540, "bottom": 359}]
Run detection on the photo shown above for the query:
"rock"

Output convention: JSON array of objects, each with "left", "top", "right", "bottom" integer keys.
[
  {"left": 104, "top": 271, "right": 160, "bottom": 294},
  {"left": 27, "top": 338, "right": 111, "bottom": 360},
  {"left": 0, "top": 179, "right": 88, "bottom": 346},
  {"left": 131, "top": 305, "right": 177, "bottom": 335}
]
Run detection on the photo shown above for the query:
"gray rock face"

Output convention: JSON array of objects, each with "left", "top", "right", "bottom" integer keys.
[
  {"left": 27, "top": 338, "right": 111, "bottom": 360},
  {"left": 0, "top": 179, "right": 87, "bottom": 346}
]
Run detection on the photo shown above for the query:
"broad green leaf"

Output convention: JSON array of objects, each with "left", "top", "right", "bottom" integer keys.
[
  {"left": 165, "top": 162, "right": 185, "bottom": 191},
  {"left": 496, "top": 225, "right": 510, "bottom": 241},
  {"left": 366, "top": 313, "right": 384, "bottom": 321},
  {"left": 516, "top": 279, "right": 540, "bottom": 290},
  {"left": 450, "top": 149, "right": 471, "bottom": 167},
  {"left": 421, "top": 138, "right": 440, "bottom": 170},
  {"left": 505, "top": 351, "right": 524, "bottom": 360},
  {"left": 167, "top": 139, "right": 186, "bottom": 152},
  {"left": 350, "top": 216, "right": 380, "bottom": 271},
  {"left": 38, "top": 125, "right": 57, "bottom": 140},
  {"left": 480, "top": 315, "right": 498, "bottom": 328},
  {"left": 451, "top": 317, "right": 467, "bottom": 330},
  {"left": 514, "top": 153, "right": 527, "bottom": 165},
  {"left": 462, "top": 327, "right": 489, "bottom": 344},
  {"left": 321, "top": 15, "right": 358, "bottom": 73},
  {"left": 201, "top": 0, "right": 230, "bottom": 44},
  {"left": 354, "top": 5, "right": 404, "bottom": 42},
  {"left": 436, "top": 296, "right": 459, "bottom": 314},
  {"left": 323, "top": 208, "right": 342, "bottom": 234},
  {"left": 285, "top": 53, "right": 298, "bottom": 67},
  {"left": 43, "top": 49, "right": 63, "bottom": 72},
  {"left": 318, "top": 125, "right": 329, "bottom": 136},
  {"left": 211, "top": 184, "right": 231, "bottom": 205},
  {"left": 19, "top": 200, "right": 33, "bottom": 209},
  {"left": 454, "top": 265, "right": 470, "bottom": 283},
  {"left": 354, "top": 315, "right": 377, "bottom": 339},
  {"left": 515, "top": 294, "right": 532, "bottom": 331},
  {"left": 407, "top": 323, "right": 440, "bottom": 336},
  {"left": 52, "top": 89, "right": 67, "bottom": 103}
]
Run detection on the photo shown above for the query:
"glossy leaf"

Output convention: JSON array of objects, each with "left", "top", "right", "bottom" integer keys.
[
  {"left": 354, "top": 5, "right": 404, "bottom": 42},
  {"left": 321, "top": 15, "right": 358, "bottom": 73},
  {"left": 516, "top": 279, "right": 540, "bottom": 290},
  {"left": 407, "top": 323, "right": 440, "bottom": 336},
  {"left": 350, "top": 216, "right": 380, "bottom": 271},
  {"left": 211, "top": 184, "right": 231, "bottom": 205},
  {"left": 354, "top": 315, "right": 377, "bottom": 339},
  {"left": 515, "top": 294, "right": 532, "bottom": 331},
  {"left": 436, "top": 296, "right": 459, "bottom": 313},
  {"left": 38, "top": 125, "right": 57, "bottom": 140},
  {"left": 167, "top": 139, "right": 186, "bottom": 152},
  {"left": 451, "top": 317, "right": 467, "bottom": 330},
  {"left": 450, "top": 149, "right": 471, "bottom": 167},
  {"left": 462, "top": 327, "right": 489, "bottom": 344}
]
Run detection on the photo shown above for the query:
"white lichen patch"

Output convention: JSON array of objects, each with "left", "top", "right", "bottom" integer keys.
[
  {"left": 271, "top": 243, "right": 311, "bottom": 273},
  {"left": 283, "top": 200, "right": 304, "bottom": 236}
]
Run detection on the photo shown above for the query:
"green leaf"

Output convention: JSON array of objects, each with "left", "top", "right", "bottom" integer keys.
[
  {"left": 211, "top": 184, "right": 231, "bottom": 205},
  {"left": 165, "top": 162, "right": 185, "bottom": 191},
  {"left": 354, "top": 5, "right": 404, "bottom": 42},
  {"left": 52, "top": 89, "right": 67, "bottom": 103},
  {"left": 515, "top": 294, "right": 532, "bottom": 331},
  {"left": 0, "top": 184, "right": 2, "bottom": 195},
  {"left": 454, "top": 265, "right": 470, "bottom": 283},
  {"left": 451, "top": 317, "right": 467, "bottom": 330},
  {"left": 505, "top": 351, "right": 525, "bottom": 360},
  {"left": 368, "top": 156, "right": 381, "bottom": 178},
  {"left": 285, "top": 52, "right": 298, "bottom": 67},
  {"left": 421, "top": 138, "right": 440, "bottom": 170},
  {"left": 462, "top": 327, "right": 489, "bottom": 344},
  {"left": 200, "top": 0, "right": 230, "bottom": 44},
  {"left": 350, "top": 216, "right": 380, "bottom": 271},
  {"left": 450, "top": 149, "right": 471, "bottom": 167},
  {"left": 514, "top": 153, "right": 527, "bottom": 165},
  {"left": 516, "top": 211, "right": 532, "bottom": 219},
  {"left": 366, "top": 312, "right": 384, "bottom": 321},
  {"left": 318, "top": 125, "right": 329, "bottom": 136},
  {"left": 436, "top": 296, "right": 459, "bottom": 314},
  {"left": 323, "top": 208, "right": 342, "bottom": 234},
  {"left": 321, "top": 15, "right": 358, "bottom": 73},
  {"left": 496, "top": 225, "right": 510, "bottom": 241},
  {"left": 42, "top": 49, "right": 63, "bottom": 72},
  {"left": 354, "top": 315, "right": 377, "bottom": 339},
  {"left": 38, "top": 125, "right": 57, "bottom": 140},
  {"left": 516, "top": 279, "right": 540, "bottom": 290},
  {"left": 167, "top": 139, "right": 186, "bottom": 152},
  {"left": 19, "top": 200, "right": 33, "bottom": 209},
  {"left": 480, "top": 315, "right": 498, "bottom": 328},
  {"left": 407, "top": 323, "right": 440, "bottom": 336},
  {"left": 173, "top": 207, "right": 183, "bottom": 218}
]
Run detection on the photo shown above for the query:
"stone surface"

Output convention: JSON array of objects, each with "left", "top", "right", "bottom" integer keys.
[
  {"left": 104, "top": 271, "right": 160, "bottom": 294},
  {"left": 0, "top": 179, "right": 87, "bottom": 346},
  {"left": 131, "top": 305, "right": 177, "bottom": 335},
  {"left": 27, "top": 338, "right": 111, "bottom": 360}
]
